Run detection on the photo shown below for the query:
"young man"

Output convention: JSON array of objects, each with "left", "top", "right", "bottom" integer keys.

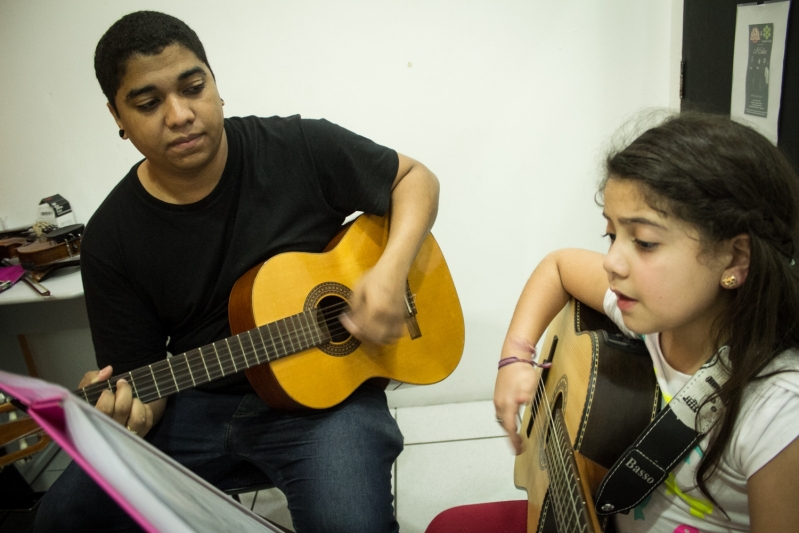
[{"left": 34, "top": 11, "right": 439, "bottom": 533}]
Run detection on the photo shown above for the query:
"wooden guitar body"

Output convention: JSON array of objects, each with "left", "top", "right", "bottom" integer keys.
[
  {"left": 229, "top": 213, "right": 465, "bottom": 410},
  {"left": 514, "top": 299, "right": 659, "bottom": 533}
]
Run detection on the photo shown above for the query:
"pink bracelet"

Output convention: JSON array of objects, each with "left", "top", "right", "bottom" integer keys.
[{"left": 497, "top": 356, "right": 552, "bottom": 370}]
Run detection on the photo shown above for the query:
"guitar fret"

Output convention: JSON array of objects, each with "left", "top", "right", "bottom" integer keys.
[
  {"left": 245, "top": 331, "right": 257, "bottom": 366},
  {"left": 128, "top": 373, "right": 139, "bottom": 399},
  {"left": 314, "top": 307, "right": 332, "bottom": 341},
  {"left": 184, "top": 353, "right": 196, "bottom": 387},
  {"left": 149, "top": 364, "right": 162, "bottom": 398},
  {"left": 308, "top": 310, "right": 324, "bottom": 345},
  {"left": 266, "top": 322, "right": 283, "bottom": 358},
  {"left": 271, "top": 320, "right": 286, "bottom": 356},
  {"left": 238, "top": 333, "right": 250, "bottom": 367},
  {"left": 224, "top": 339, "right": 235, "bottom": 374},
  {"left": 255, "top": 327, "right": 272, "bottom": 361},
  {"left": 288, "top": 314, "right": 303, "bottom": 351},
  {"left": 252, "top": 328, "right": 269, "bottom": 363},
  {"left": 232, "top": 337, "right": 243, "bottom": 372},
  {"left": 186, "top": 350, "right": 210, "bottom": 388},
  {"left": 293, "top": 314, "right": 309, "bottom": 350},
  {"left": 206, "top": 342, "right": 225, "bottom": 379},
  {"left": 309, "top": 310, "right": 325, "bottom": 345},
  {"left": 278, "top": 318, "right": 294, "bottom": 354},
  {"left": 213, "top": 342, "right": 226, "bottom": 377},
  {"left": 266, "top": 322, "right": 280, "bottom": 359},
  {"left": 130, "top": 367, "right": 154, "bottom": 403},
  {"left": 289, "top": 316, "right": 302, "bottom": 351},
  {"left": 167, "top": 358, "right": 180, "bottom": 392},
  {"left": 302, "top": 311, "right": 316, "bottom": 346},
  {"left": 198, "top": 346, "right": 212, "bottom": 381}
]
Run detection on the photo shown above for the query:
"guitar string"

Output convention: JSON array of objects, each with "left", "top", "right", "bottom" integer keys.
[
  {"left": 79, "top": 303, "right": 350, "bottom": 401},
  {"left": 537, "top": 385, "right": 585, "bottom": 532},
  {"left": 532, "top": 384, "right": 571, "bottom": 529},
  {"left": 79, "top": 298, "right": 408, "bottom": 403},
  {"left": 532, "top": 375, "right": 587, "bottom": 532},
  {"left": 553, "top": 411, "right": 587, "bottom": 532},
  {"left": 81, "top": 297, "right": 416, "bottom": 403},
  {"left": 541, "top": 382, "right": 587, "bottom": 533}
]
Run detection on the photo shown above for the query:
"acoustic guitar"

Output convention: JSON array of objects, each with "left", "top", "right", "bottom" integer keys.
[
  {"left": 75, "top": 214, "right": 464, "bottom": 410},
  {"left": 514, "top": 299, "right": 659, "bottom": 533}
]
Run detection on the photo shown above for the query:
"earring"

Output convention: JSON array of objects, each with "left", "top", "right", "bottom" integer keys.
[
  {"left": 220, "top": 99, "right": 225, "bottom": 106},
  {"left": 119, "top": 129, "right": 125, "bottom": 139},
  {"left": 721, "top": 275, "right": 737, "bottom": 288}
]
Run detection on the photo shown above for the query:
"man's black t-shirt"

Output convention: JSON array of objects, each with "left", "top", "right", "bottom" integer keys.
[{"left": 81, "top": 115, "right": 398, "bottom": 393}]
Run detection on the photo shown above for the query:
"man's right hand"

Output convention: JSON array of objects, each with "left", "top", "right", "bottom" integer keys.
[{"left": 79, "top": 365, "right": 158, "bottom": 437}]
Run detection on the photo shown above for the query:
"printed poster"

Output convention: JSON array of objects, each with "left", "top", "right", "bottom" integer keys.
[
  {"left": 730, "top": 1, "right": 791, "bottom": 144},
  {"left": 744, "top": 23, "right": 773, "bottom": 117}
]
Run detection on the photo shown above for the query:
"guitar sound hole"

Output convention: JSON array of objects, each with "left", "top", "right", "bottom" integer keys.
[
  {"left": 318, "top": 295, "right": 351, "bottom": 344},
  {"left": 305, "top": 281, "right": 360, "bottom": 357}
]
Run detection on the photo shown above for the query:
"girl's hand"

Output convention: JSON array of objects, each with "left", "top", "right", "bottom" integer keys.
[{"left": 494, "top": 360, "right": 540, "bottom": 455}]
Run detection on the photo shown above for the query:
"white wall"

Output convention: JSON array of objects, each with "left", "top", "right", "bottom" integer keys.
[{"left": 0, "top": 0, "right": 681, "bottom": 407}]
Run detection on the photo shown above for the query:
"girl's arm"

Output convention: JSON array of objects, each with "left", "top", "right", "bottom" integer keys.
[
  {"left": 493, "top": 248, "right": 608, "bottom": 454},
  {"left": 748, "top": 435, "right": 799, "bottom": 532}
]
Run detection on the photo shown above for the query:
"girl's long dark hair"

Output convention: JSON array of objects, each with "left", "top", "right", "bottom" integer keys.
[{"left": 603, "top": 112, "right": 799, "bottom": 503}]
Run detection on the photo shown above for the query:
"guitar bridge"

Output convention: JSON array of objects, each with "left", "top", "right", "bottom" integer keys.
[{"left": 404, "top": 281, "right": 421, "bottom": 339}]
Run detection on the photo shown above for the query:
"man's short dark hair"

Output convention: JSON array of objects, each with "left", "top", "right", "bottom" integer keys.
[{"left": 95, "top": 11, "right": 213, "bottom": 110}]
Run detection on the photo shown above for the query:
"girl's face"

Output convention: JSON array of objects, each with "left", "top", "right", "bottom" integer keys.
[{"left": 601, "top": 179, "right": 730, "bottom": 340}]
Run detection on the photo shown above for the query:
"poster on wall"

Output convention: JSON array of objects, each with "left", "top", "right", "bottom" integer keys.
[{"left": 730, "top": 1, "right": 791, "bottom": 144}]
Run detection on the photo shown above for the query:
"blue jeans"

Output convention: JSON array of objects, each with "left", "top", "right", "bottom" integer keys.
[{"left": 33, "top": 383, "right": 403, "bottom": 533}]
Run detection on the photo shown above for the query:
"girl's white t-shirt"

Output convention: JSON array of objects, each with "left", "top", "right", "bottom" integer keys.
[{"left": 604, "top": 289, "right": 799, "bottom": 533}]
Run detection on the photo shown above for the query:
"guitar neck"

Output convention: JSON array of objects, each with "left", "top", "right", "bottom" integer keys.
[
  {"left": 76, "top": 308, "right": 332, "bottom": 405},
  {"left": 546, "top": 407, "right": 598, "bottom": 532}
]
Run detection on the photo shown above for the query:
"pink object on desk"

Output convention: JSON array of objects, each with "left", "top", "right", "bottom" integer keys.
[{"left": 0, "top": 264, "right": 25, "bottom": 291}]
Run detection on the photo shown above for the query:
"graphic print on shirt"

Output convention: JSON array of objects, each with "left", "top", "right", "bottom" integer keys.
[
  {"left": 633, "top": 493, "right": 653, "bottom": 520},
  {"left": 665, "top": 472, "right": 714, "bottom": 519}
]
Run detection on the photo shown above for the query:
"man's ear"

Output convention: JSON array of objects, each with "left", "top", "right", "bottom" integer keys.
[
  {"left": 107, "top": 102, "right": 124, "bottom": 130},
  {"left": 721, "top": 234, "right": 751, "bottom": 288}
]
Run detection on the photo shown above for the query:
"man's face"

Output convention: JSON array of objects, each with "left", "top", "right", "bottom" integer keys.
[{"left": 110, "top": 44, "right": 225, "bottom": 177}]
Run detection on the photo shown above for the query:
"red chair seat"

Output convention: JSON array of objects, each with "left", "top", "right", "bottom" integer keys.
[{"left": 425, "top": 500, "right": 527, "bottom": 533}]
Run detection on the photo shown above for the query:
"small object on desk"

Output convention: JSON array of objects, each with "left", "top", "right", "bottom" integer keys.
[
  {"left": 37, "top": 194, "right": 77, "bottom": 228},
  {"left": 0, "top": 264, "right": 26, "bottom": 293},
  {"left": 22, "top": 274, "right": 50, "bottom": 297}
]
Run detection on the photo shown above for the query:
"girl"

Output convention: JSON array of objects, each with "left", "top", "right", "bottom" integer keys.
[{"left": 494, "top": 113, "right": 799, "bottom": 532}]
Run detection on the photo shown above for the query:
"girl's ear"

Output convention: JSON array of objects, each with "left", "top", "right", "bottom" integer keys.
[{"left": 721, "top": 234, "right": 751, "bottom": 289}]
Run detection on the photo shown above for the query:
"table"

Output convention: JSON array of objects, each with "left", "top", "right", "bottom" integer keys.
[{"left": 0, "top": 266, "right": 83, "bottom": 305}]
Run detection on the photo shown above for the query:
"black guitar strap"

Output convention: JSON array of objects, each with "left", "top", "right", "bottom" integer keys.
[{"left": 594, "top": 347, "right": 731, "bottom": 516}]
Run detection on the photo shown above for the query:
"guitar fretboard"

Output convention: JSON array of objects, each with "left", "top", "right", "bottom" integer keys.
[
  {"left": 77, "top": 308, "right": 330, "bottom": 405},
  {"left": 546, "top": 408, "right": 595, "bottom": 533}
]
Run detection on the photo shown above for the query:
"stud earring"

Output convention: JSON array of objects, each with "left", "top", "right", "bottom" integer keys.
[
  {"left": 220, "top": 99, "right": 225, "bottom": 106},
  {"left": 721, "top": 275, "right": 737, "bottom": 288},
  {"left": 119, "top": 129, "right": 125, "bottom": 139}
]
